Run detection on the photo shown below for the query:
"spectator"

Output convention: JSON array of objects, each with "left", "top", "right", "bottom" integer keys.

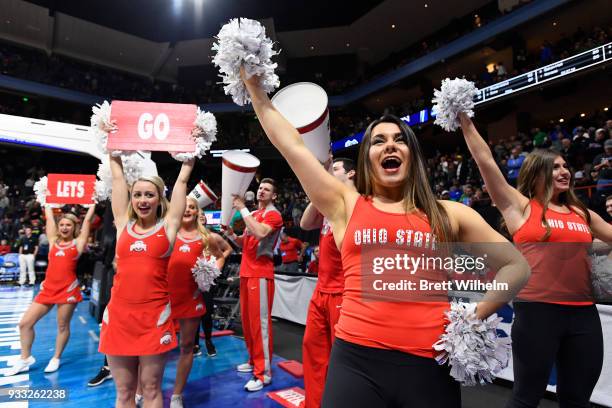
[
  {"left": 277, "top": 231, "right": 308, "bottom": 273},
  {"left": 18, "top": 226, "right": 37, "bottom": 286},
  {"left": 459, "top": 184, "right": 474, "bottom": 206},
  {"left": 506, "top": 146, "right": 526, "bottom": 185},
  {"left": 606, "top": 195, "right": 612, "bottom": 220},
  {"left": 307, "top": 246, "right": 319, "bottom": 275},
  {"left": 593, "top": 139, "right": 612, "bottom": 197},
  {"left": 0, "top": 238, "right": 10, "bottom": 255}
]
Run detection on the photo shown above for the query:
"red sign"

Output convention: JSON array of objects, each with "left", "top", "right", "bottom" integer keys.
[
  {"left": 46, "top": 174, "right": 96, "bottom": 205},
  {"left": 108, "top": 101, "right": 197, "bottom": 152},
  {"left": 266, "top": 387, "right": 305, "bottom": 408}
]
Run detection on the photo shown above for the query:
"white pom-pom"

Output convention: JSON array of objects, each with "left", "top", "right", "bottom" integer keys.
[
  {"left": 90, "top": 101, "right": 114, "bottom": 154},
  {"left": 432, "top": 78, "right": 479, "bottom": 132},
  {"left": 433, "top": 300, "right": 511, "bottom": 386},
  {"left": 592, "top": 254, "right": 612, "bottom": 301},
  {"left": 33, "top": 176, "right": 49, "bottom": 206},
  {"left": 172, "top": 109, "right": 218, "bottom": 162},
  {"left": 191, "top": 256, "right": 221, "bottom": 292},
  {"left": 121, "top": 153, "right": 147, "bottom": 186},
  {"left": 33, "top": 177, "right": 61, "bottom": 208},
  {"left": 94, "top": 157, "right": 113, "bottom": 202},
  {"left": 212, "top": 18, "right": 280, "bottom": 106}
]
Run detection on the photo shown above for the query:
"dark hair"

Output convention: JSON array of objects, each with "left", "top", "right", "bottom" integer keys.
[
  {"left": 260, "top": 178, "right": 277, "bottom": 194},
  {"left": 333, "top": 157, "right": 356, "bottom": 173},
  {"left": 606, "top": 195, "right": 612, "bottom": 202},
  {"left": 356, "top": 114, "right": 455, "bottom": 242}
]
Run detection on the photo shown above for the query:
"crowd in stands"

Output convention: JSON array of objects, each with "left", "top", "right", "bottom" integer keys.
[{"left": 1, "top": 111, "right": 611, "bottom": 276}]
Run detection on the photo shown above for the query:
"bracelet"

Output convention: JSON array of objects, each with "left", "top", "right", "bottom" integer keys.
[{"left": 240, "top": 208, "right": 251, "bottom": 219}]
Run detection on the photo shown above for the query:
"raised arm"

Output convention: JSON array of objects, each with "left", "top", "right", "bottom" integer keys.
[
  {"left": 165, "top": 160, "right": 195, "bottom": 239},
  {"left": 76, "top": 204, "right": 97, "bottom": 253},
  {"left": 242, "top": 71, "right": 352, "bottom": 226},
  {"left": 110, "top": 155, "right": 129, "bottom": 231},
  {"left": 459, "top": 113, "right": 529, "bottom": 231},
  {"left": 300, "top": 203, "right": 324, "bottom": 231},
  {"left": 44, "top": 205, "right": 58, "bottom": 246},
  {"left": 589, "top": 209, "right": 612, "bottom": 242},
  {"left": 445, "top": 201, "right": 531, "bottom": 319}
]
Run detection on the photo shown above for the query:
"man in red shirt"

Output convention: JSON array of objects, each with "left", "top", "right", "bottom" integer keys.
[
  {"left": 0, "top": 239, "right": 10, "bottom": 255},
  {"left": 227, "top": 178, "right": 283, "bottom": 392},
  {"left": 278, "top": 231, "right": 308, "bottom": 273},
  {"left": 306, "top": 246, "right": 319, "bottom": 275},
  {"left": 299, "top": 157, "right": 356, "bottom": 408}
]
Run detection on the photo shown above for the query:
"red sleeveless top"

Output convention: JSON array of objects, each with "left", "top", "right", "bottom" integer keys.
[
  {"left": 35, "top": 240, "right": 82, "bottom": 304},
  {"left": 316, "top": 218, "right": 344, "bottom": 294},
  {"left": 113, "top": 220, "right": 172, "bottom": 304},
  {"left": 335, "top": 197, "right": 449, "bottom": 359},
  {"left": 167, "top": 234, "right": 206, "bottom": 318},
  {"left": 513, "top": 200, "right": 593, "bottom": 305}
]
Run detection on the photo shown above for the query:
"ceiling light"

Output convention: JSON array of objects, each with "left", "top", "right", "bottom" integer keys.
[
  {"left": 176, "top": 57, "right": 180, "bottom": 61},
  {"left": 391, "top": 24, "right": 396, "bottom": 29},
  {"left": 580, "top": 113, "right": 585, "bottom": 117},
  {"left": 604, "top": 107, "right": 609, "bottom": 111},
  {"left": 424, "top": 3, "right": 428, "bottom": 7},
  {"left": 346, "top": 43, "right": 350, "bottom": 47},
  {"left": 553, "top": 22, "right": 557, "bottom": 26},
  {"left": 474, "top": 14, "right": 479, "bottom": 18},
  {"left": 559, "top": 118, "right": 565, "bottom": 123},
  {"left": 119, "top": 52, "right": 123, "bottom": 56},
  {"left": 5, "top": 20, "right": 10, "bottom": 24},
  {"left": 309, "top": 45, "right": 314, "bottom": 50}
]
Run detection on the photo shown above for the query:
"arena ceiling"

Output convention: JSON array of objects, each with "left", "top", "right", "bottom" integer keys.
[{"left": 2, "top": 0, "right": 491, "bottom": 81}]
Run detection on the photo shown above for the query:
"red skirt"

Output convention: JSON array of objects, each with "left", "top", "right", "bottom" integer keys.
[
  {"left": 34, "top": 278, "right": 82, "bottom": 305},
  {"left": 99, "top": 297, "right": 178, "bottom": 356},
  {"left": 170, "top": 287, "right": 206, "bottom": 320}
]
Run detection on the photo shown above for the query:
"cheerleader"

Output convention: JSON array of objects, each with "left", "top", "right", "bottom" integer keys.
[
  {"left": 98, "top": 155, "right": 194, "bottom": 408},
  {"left": 239, "top": 70, "right": 530, "bottom": 407},
  {"left": 167, "top": 197, "right": 224, "bottom": 408},
  {"left": 193, "top": 210, "right": 232, "bottom": 357},
  {"left": 5, "top": 204, "right": 96, "bottom": 376},
  {"left": 458, "top": 113, "right": 612, "bottom": 407}
]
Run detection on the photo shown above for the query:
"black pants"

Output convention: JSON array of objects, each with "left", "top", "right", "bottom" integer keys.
[
  {"left": 195, "top": 291, "right": 215, "bottom": 345},
  {"left": 322, "top": 338, "right": 460, "bottom": 408},
  {"left": 507, "top": 302, "right": 603, "bottom": 408}
]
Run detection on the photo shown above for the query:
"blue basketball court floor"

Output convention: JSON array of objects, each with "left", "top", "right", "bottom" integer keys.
[{"left": 0, "top": 285, "right": 303, "bottom": 407}]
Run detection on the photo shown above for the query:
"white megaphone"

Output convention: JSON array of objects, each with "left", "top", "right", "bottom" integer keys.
[
  {"left": 189, "top": 180, "right": 218, "bottom": 209},
  {"left": 221, "top": 150, "right": 260, "bottom": 227},
  {"left": 271, "top": 82, "right": 330, "bottom": 162}
]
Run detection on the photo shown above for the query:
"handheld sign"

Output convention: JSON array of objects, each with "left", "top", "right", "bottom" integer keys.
[
  {"left": 108, "top": 101, "right": 197, "bottom": 152},
  {"left": 46, "top": 174, "right": 96, "bottom": 205}
]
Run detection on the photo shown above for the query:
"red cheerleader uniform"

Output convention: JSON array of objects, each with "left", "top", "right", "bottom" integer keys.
[
  {"left": 335, "top": 196, "right": 449, "bottom": 358},
  {"left": 167, "top": 234, "right": 206, "bottom": 319},
  {"left": 34, "top": 240, "right": 82, "bottom": 304},
  {"left": 302, "top": 218, "right": 345, "bottom": 408},
  {"left": 99, "top": 220, "right": 177, "bottom": 355}
]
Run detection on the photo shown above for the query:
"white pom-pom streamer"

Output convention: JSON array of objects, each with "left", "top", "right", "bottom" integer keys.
[
  {"left": 191, "top": 256, "right": 221, "bottom": 292},
  {"left": 592, "top": 254, "right": 612, "bottom": 301},
  {"left": 121, "top": 153, "right": 147, "bottom": 186},
  {"left": 33, "top": 177, "right": 61, "bottom": 208},
  {"left": 432, "top": 78, "right": 479, "bottom": 132},
  {"left": 172, "top": 109, "right": 218, "bottom": 161},
  {"left": 90, "top": 101, "right": 118, "bottom": 155},
  {"left": 94, "top": 157, "right": 113, "bottom": 202},
  {"left": 212, "top": 18, "right": 280, "bottom": 106},
  {"left": 33, "top": 176, "right": 49, "bottom": 206},
  {"left": 433, "top": 301, "right": 511, "bottom": 386}
]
